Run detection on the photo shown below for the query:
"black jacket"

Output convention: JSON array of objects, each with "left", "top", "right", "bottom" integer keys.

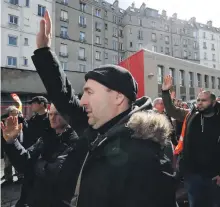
[
  {"left": 162, "top": 90, "right": 220, "bottom": 177},
  {"left": 32, "top": 48, "right": 177, "bottom": 207},
  {"left": 23, "top": 112, "right": 51, "bottom": 148},
  {"left": 2, "top": 127, "right": 81, "bottom": 207}
]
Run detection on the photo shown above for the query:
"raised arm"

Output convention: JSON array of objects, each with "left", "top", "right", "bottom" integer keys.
[
  {"left": 162, "top": 76, "right": 189, "bottom": 122},
  {"left": 31, "top": 10, "right": 87, "bottom": 132},
  {"left": 1, "top": 117, "right": 44, "bottom": 173}
]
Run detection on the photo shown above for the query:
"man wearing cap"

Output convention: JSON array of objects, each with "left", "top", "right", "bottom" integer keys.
[
  {"left": 30, "top": 11, "right": 176, "bottom": 207},
  {"left": 24, "top": 96, "right": 50, "bottom": 148}
]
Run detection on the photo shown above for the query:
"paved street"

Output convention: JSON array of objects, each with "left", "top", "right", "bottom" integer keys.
[{"left": 1, "top": 159, "right": 21, "bottom": 207}]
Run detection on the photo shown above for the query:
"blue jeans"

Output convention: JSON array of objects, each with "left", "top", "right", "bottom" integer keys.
[{"left": 184, "top": 173, "right": 220, "bottom": 207}]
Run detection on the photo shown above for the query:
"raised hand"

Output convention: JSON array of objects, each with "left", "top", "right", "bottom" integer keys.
[
  {"left": 162, "top": 75, "right": 173, "bottom": 91},
  {"left": 1, "top": 116, "right": 22, "bottom": 143},
  {"left": 36, "top": 10, "right": 52, "bottom": 49}
]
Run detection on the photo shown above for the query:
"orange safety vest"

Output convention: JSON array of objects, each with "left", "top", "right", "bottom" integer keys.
[{"left": 174, "top": 113, "right": 190, "bottom": 155}]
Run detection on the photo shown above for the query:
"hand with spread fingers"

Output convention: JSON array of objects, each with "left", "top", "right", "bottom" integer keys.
[
  {"left": 36, "top": 10, "right": 52, "bottom": 49},
  {"left": 162, "top": 75, "right": 173, "bottom": 91},
  {"left": 1, "top": 116, "right": 23, "bottom": 143}
]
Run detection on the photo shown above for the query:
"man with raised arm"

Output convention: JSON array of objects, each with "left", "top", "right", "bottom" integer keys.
[{"left": 30, "top": 11, "right": 177, "bottom": 207}]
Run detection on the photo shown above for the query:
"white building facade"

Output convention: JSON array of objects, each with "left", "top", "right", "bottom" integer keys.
[
  {"left": 1, "top": 0, "right": 54, "bottom": 71},
  {"left": 196, "top": 21, "right": 220, "bottom": 70}
]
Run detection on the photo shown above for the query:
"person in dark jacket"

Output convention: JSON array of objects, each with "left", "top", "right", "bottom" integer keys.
[
  {"left": 162, "top": 75, "right": 220, "bottom": 207},
  {"left": 30, "top": 10, "right": 177, "bottom": 207},
  {"left": 1, "top": 104, "right": 82, "bottom": 207},
  {"left": 1, "top": 106, "right": 28, "bottom": 185},
  {"left": 23, "top": 96, "right": 51, "bottom": 148}
]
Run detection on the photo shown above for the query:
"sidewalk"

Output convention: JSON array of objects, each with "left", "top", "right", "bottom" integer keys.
[{"left": 1, "top": 159, "right": 21, "bottom": 207}]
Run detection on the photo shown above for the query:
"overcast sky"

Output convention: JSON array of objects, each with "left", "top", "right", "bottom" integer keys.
[{"left": 107, "top": 0, "right": 220, "bottom": 28}]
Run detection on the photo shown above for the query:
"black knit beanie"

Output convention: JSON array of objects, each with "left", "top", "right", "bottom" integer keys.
[{"left": 85, "top": 65, "right": 138, "bottom": 102}]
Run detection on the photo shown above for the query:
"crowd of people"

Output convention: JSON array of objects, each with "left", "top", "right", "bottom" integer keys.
[{"left": 1, "top": 10, "right": 220, "bottom": 207}]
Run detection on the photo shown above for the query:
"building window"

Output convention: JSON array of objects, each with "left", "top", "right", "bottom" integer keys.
[
  {"left": 80, "top": 3, "right": 86, "bottom": 12},
  {"left": 38, "top": 5, "right": 46, "bottom": 17},
  {"left": 204, "top": 52, "right": 207, "bottom": 60},
  {"left": 61, "top": 26, "right": 68, "bottom": 38},
  {"left": 152, "top": 45, "right": 157, "bottom": 52},
  {"left": 8, "top": 14, "right": 18, "bottom": 25},
  {"left": 212, "top": 54, "right": 216, "bottom": 61},
  {"left": 24, "top": 38, "right": 28, "bottom": 45},
  {"left": 129, "top": 28, "right": 132, "bottom": 34},
  {"left": 79, "top": 31, "right": 85, "bottom": 41},
  {"left": 183, "top": 39, "right": 187, "bottom": 46},
  {"left": 169, "top": 68, "right": 175, "bottom": 84},
  {"left": 25, "top": 0, "right": 30, "bottom": 7},
  {"left": 7, "top": 56, "right": 17, "bottom": 67},
  {"left": 95, "top": 51, "right": 101, "bottom": 60},
  {"left": 113, "top": 27, "right": 118, "bottom": 37},
  {"left": 197, "top": 73, "right": 202, "bottom": 87},
  {"left": 79, "top": 47, "right": 85, "bottom": 59},
  {"left": 119, "top": 29, "right": 123, "bottom": 37},
  {"left": 193, "top": 31, "right": 197, "bottom": 37},
  {"left": 211, "top": 34, "right": 214, "bottom": 40},
  {"left": 203, "top": 42, "right": 207, "bottom": 49},
  {"left": 79, "top": 16, "right": 86, "bottom": 26},
  {"left": 95, "top": 22, "right": 101, "bottom": 31},
  {"left": 157, "top": 65, "right": 164, "bottom": 84},
  {"left": 61, "top": 0, "right": 68, "bottom": 5},
  {"left": 211, "top": 76, "right": 215, "bottom": 89},
  {"left": 165, "top": 47, "right": 169, "bottom": 54},
  {"left": 105, "top": 23, "right": 108, "bottom": 30},
  {"left": 8, "top": 35, "right": 17, "bottom": 46},
  {"left": 119, "top": 42, "right": 123, "bottom": 50},
  {"left": 113, "top": 40, "right": 118, "bottom": 50},
  {"left": 194, "top": 52, "right": 197, "bottom": 60},
  {"left": 179, "top": 70, "right": 185, "bottom": 86},
  {"left": 138, "top": 18, "right": 142, "bottom": 26},
  {"left": 104, "top": 52, "right": 108, "bottom": 59},
  {"left": 151, "top": 33, "right": 156, "bottom": 41},
  {"left": 79, "top": 64, "right": 86, "bottom": 72},
  {"left": 95, "top": 8, "right": 101, "bottom": 17},
  {"left": 61, "top": 61, "right": 68, "bottom": 70},
  {"left": 104, "top": 38, "right": 108, "bottom": 45},
  {"left": 23, "top": 57, "right": 28, "bottom": 66},
  {"left": 9, "top": 0, "right": 18, "bottom": 5},
  {"left": 130, "top": 41, "right": 133, "bottom": 48},
  {"left": 189, "top": 72, "right": 194, "bottom": 87},
  {"left": 152, "top": 21, "right": 156, "bottom": 28},
  {"left": 183, "top": 50, "right": 187, "bottom": 58},
  {"left": 218, "top": 78, "right": 220, "bottom": 89},
  {"left": 138, "top": 30, "right": 143, "bottom": 40},
  {"left": 211, "top": 44, "right": 215, "bottom": 50},
  {"left": 165, "top": 25, "right": 169, "bottom": 31},
  {"left": 113, "top": 15, "right": 117, "bottom": 23},
  {"left": 95, "top": 36, "right": 101, "bottom": 44},
  {"left": 213, "top": 64, "right": 216, "bottom": 69},
  {"left": 104, "top": 10, "right": 107, "bottom": 16},
  {"left": 203, "top": 32, "right": 206, "bottom": 38},
  {"left": 129, "top": 15, "right": 132, "bottom": 21},
  {"left": 204, "top": 75, "right": 209, "bottom": 88},
  {"left": 193, "top": 41, "right": 197, "bottom": 49},
  {"left": 165, "top": 36, "right": 169, "bottom": 43},
  {"left": 60, "top": 44, "right": 68, "bottom": 56},
  {"left": 61, "top": 10, "right": 68, "bottom": 21},
  {"left": 161, "top": 47, "right": 163, "bottom": 53},
  {"left": 112, "top": 55, "right": 118, "bottom": 64},
  {"left": 138, "top": 43, "right": 142, "bottom": 50}
]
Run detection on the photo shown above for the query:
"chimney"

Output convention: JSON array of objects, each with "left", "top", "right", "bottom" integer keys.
[
  {"left": 140, "top": 2, "right": 146, "bottom": 10},
  {"left": 172, "top": 13, "right": 177, "bottom": 19},
  {"left": 162, "top": 10, "right": 167, "bottom": 17},
  {"left": 113, "top": 0, "right": 119, "bottom": 8},
  {"left": 131, "top": 2, "right": 135, "bottom": 8},
  {"left": 190, "top": 17, "right": 196, "bottom": 23},
  {"left": 207, "top": 20, "right": 212, "bottom": 27}
]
